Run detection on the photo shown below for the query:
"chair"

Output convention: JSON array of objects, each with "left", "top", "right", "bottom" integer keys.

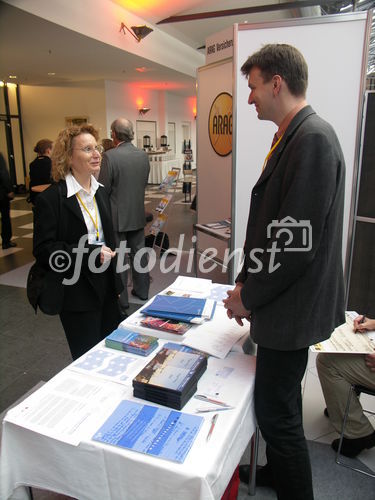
[{"left": 335, "top": 384, "right": 375, "bottom": 478}]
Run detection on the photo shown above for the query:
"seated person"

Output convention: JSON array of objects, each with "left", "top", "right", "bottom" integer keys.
[
  {"left": 29, "top": 139, "right": 53, "bottom": 204},
  {"left": 317, "top": 314, "right": 375, "bottom": 457}
]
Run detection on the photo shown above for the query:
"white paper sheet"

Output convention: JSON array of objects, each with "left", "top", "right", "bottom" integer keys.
[
  {"left": 4, "top": 371, "right": 128, "bottom": 445},
  {"left": 67, "top": 346, "right": 151, "bottom": 385},
  {"left": 311, "top": 311, "right": 375, "bottom": 353},
  {"left": 182, "top": 307, "right": 248, "bottom": 358},
  {"left": 170, "top": 276, "right": 212, "bottom": 296}
]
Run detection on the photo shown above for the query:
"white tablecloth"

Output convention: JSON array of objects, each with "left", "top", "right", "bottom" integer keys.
[
  {"left": 0, "top": 330, "right": 256, "bottom": 500},
  {"left": 148, "top": 159, "right": 180, "bottom": 184}
]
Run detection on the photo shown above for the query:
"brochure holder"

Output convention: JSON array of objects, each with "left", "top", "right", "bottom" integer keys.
[{"left": 148, "top": 167, "right": 180, "bottom": 255}]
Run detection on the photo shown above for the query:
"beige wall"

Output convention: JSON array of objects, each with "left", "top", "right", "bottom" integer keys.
[
  {"left": 20, "top": 83, "right": 107, "bottom": 175},
  {"left": 18, "top": 80, "right": 195, "bottom": 183},
  {"left": 104, "top": 80, "right": 196, "bottom": 157}
]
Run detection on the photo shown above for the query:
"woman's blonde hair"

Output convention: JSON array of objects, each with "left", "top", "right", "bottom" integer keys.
[{"left": 51, "top": 124, "right": 99, "bottom": 182}]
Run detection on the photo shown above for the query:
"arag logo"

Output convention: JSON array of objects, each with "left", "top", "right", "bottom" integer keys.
[{"left": 208, "top": 92, "right": 232, "bottom": 157}]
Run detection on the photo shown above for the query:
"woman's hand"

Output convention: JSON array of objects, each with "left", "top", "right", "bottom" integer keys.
[{"left": 100, "top": 245, "right": 115, "bottom": 264}]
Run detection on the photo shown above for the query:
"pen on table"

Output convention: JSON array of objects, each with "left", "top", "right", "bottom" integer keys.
[
  {"left": 196, "top": 406, "right": 234, "bottom": 413},
  {"left": 194, "top": 394, "right": 231, "bottom": 407},
  {"left": 206, "top": 413, "right": 219, "bottom": 442}
]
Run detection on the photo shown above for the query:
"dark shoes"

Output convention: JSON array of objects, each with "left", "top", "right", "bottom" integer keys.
[
  {"left": 239, "top": 464, "right": 275, "bottom": 489},
  {"left": 131, "top": 289, "right": 148, "bottom": 301},
  {"left": 332, "top": 431, "right": 375, "bottom": 458},
  {"left": 2, "top": 241, "right": 17, "bottom": 249}
]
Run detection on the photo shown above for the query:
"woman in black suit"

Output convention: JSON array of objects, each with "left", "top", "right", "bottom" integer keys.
[
  {"left": 33, "top": 124, "right": 122, "bottom": 360},
  {"left": 29, "top": 139, "right": 53, "bottom": 204}
]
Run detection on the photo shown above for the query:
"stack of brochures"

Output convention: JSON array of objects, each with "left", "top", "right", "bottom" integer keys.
[
  {"left": 105, "top": 328, "right": 159, "bottom": 356},
  {"left": 141, "top": 294, "right": 216, "bottom": 324},
  {"left": 140, "top": 316, "right": 192, "bottom": 335},
  {"left": 132, "top": 346, "right": 207, "bottom": 409}
]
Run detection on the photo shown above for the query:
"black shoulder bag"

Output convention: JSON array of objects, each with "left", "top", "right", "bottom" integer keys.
[{"left": 27, "top": 184, "right": 65, "bottom": 315}]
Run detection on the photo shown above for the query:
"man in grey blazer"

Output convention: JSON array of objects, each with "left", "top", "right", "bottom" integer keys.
[
  {"left": 223, "top": 44, "right": 345, "bottom": 499},
  {"left": 99, "top": 118, "right": 150, "bottom": 315}
]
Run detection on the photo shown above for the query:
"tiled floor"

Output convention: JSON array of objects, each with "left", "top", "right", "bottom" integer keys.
[{"left": 1, "top": 178, "right": 375, "bottom": 499}]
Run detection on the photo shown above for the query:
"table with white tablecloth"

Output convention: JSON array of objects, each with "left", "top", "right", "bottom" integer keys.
[
  {"left": 148, "top": 159, "right": 180, "bottom": 184},
  {"left": 0, "top": 285, "right": 256, "bottom": 500}
]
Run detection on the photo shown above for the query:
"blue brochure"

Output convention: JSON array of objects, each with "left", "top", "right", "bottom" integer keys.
[
  {"left": 142, "top": 295, "right": 216, "bottom": 323},
  {"left": 92, "top": 400, "right": 203, "bottom": 463}
]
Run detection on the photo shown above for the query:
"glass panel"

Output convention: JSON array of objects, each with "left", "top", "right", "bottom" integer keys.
[
  {"left": 357, "top": 92, "right": 375, "bottom": 218},
  {"left": 7, "top": 84, "right": 19, "bottom": 116},
  {"left": 135, "top": 120, "right": 157, "bottom": 150},
  {"left": 0, "top": 85, "right": 6, "bottom": 116},
  {"left": 0, "top": 120, "right": 9, "bottom": 168},
  {"left": 11, "top": 118, "right": 24, "bottom": 184},
  {"left": 347, "top": 221, "right": 375, "bottom": 318},
  {"left": 168, "top": 122, "right": 176, "bottom": 154}
]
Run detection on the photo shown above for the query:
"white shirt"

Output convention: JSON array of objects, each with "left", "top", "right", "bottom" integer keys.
[{"left": 65, "top": 173, "right": 106, "bottom": 245}]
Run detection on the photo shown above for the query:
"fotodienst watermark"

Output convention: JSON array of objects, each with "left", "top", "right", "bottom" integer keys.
[{"left": 47, "top": 217, "right": 313, "bottom": 285}]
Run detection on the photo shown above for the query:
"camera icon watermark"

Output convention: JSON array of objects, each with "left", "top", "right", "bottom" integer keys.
[{"left": 267, "top": 216, "right": 312, "bottom": 252}]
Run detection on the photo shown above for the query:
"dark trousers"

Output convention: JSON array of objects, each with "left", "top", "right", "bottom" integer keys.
[
  {"left": 0, "top": 198, "right": 12, "bottom": 244},
  {"left": 60, "top": 291, "right": 120, "bottom": 360},
  {"left": 255, "top": 346, "right": 313, "bottom": 500}
]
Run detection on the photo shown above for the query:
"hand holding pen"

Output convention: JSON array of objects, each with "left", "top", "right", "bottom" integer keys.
[{"left": 353, "top": 314, "right": 371, "bottom": 333}]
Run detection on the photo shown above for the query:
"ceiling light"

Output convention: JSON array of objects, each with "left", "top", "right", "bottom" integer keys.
[
  {"left": 8, "top": 75, "right": 17, "bottom": 79},
  {"left": 48, "top": 72, "right": 56, "bottom": 76},
  {"left": 119, "top": 22, "right": 153, "bottom": 43},
  {"left": 0, "top": 81, "right": 4, "bottom": 87}
]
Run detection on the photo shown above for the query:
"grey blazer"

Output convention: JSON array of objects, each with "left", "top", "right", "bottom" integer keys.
[
  {"left": 236, "top": 105, "right": 346, "bottom": 351},
  {"left": 99, "top": 142, "right": 150, "bottom": 232}
]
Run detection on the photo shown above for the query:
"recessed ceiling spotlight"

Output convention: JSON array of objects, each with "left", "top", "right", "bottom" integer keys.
[
  {"left": 135, "top": 67, "right": 149, "bottom": 73},
  {"left": 47, "top": 72, "right": 56, "bottom": 76},
  {"left": 8, "top": 75, "right": 17, "bottom": 79}
]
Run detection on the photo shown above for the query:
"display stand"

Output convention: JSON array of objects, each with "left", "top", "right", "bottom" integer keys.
[
  {"left": 148, "top": 167, "right": 180, "bottom": 255},
  {"left": 182, "top": 140, "right": 193, "bottom": 203}
]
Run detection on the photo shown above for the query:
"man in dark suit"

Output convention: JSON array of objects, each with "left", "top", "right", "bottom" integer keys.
[
  {"left": 99, "top": 119, "right": 150, "bottom": 316},
  {"left": 223, "top": 44, "right": 345, "bottom": 499}
]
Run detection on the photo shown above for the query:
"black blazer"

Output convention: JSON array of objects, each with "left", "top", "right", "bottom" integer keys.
[
  {"left": 29, "top": 156, "right": 52, "bottom": 204},
  {"left": 236, "top": 106, "right": 345, "bottom": 350},
  {"left": 33, "top": 181, "right": 123, "bottom": 312}
]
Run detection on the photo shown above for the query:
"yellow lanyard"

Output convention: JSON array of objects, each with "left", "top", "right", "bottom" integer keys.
[
  {"left": 262, "top": 134, "right": 283, "bottom": 172},
  {"left": 76, "top": 192, "right": 100, "bottom": 241}
]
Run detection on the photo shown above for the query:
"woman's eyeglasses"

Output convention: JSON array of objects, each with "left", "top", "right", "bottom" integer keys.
[{"left": 74, "top": 145, "right": 104, "bottom": 155}]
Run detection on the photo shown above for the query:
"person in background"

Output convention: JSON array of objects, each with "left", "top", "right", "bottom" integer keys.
[
  {"left": 29, "top": 139, "right": 53, "bottom": 204},
  {"left": 33, "top": 124, "right": 122, "bottom": 360},
  {"left": 317, "top": 314, "right": 375, "bottom": 457},
  {"left": 0, "top": 152, "right": 16, "bottom": 249},
  {"left": 99, "top": 118, "right": 150, "bottom": 318},
  {"left": 223, "top": 44, "right": 345, "bottom": 499},
  {"left": 102, "top": 138, "right": 114, "bottom": 152}
]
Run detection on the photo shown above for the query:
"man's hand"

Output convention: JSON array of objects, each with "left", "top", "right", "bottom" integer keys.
[
  {"left": 365, "top": 353, "right": 375, "bottom": 372},
  {"left": 353, "top": 315, "right": 375, "bottom": 333},
  {"left": 7, "top": 191, "right": 14, "bottom": 200},
  {"left": 223, "top": 283, "right": 251, "bottom": 326}
]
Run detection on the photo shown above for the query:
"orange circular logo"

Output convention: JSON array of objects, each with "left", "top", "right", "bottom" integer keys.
[{"left": 208, "top": 92, "right": 232, "bottom": 157}]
